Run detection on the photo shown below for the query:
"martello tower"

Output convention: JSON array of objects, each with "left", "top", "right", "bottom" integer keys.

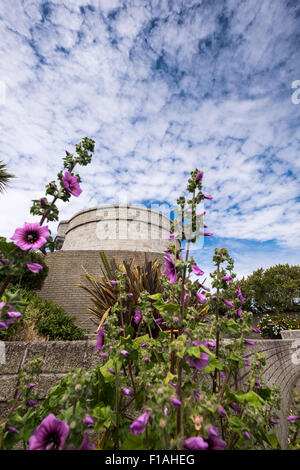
[{"left": 36, "top": 204, "right": 173, "bottom": 330}]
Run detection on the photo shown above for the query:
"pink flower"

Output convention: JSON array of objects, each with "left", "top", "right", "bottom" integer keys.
[
  {"left": 183, "top": 437, "right": 208, "bottom": 450},
  {"left": 11, "top": 223, "right": 50, "bottom": 251},
  {"left": 171, "top": 397, "right": 182, "bottom": 407},
  {"left": 163, "top": 254, "right": 177, "bottom": 284},
  {"left": 196, "top": 292, "right": 207, "bottom": 303},
  {"left": 201, "top": 194, "right": 213, "bottom": 200},
  {"left": 222, "top": 298, "right": 234, "bottom": 308},
  {"left": 195, "top": 172, "right": 204, "bottom": 181},
  {"left": 62, "top": 171, "right": 82, "bottom": 197},
  {"left": 204, "top": 232, "right": 213, "bottom": 237},
  {"left": 237, "top": 286, "right": 245, "bottom": 303},
  {"left": 168, "top": 233, "right": 178, "bottom": 240},
  {"left": 221, "top": 275, "right": 232, "bottom": 282},
  {"left": 191, "top": 265, "right": 204, "bottom": 276},
  {"left": 29, "top": 414, "right": 69, "bottom": 450},
  {"left": 26, "top": 263, "right": 43, "bottom": 274},
  {"left": 130, "top": 410, "right": 151, "bottom": 435}
]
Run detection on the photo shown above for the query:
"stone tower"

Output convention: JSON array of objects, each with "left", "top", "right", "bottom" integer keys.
[{"left": 36, "top": 205, "right": 173, "bottom": 331}]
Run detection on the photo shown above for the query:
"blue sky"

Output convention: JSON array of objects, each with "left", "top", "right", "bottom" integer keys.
[{"left": 0, "top": 0, "right": 300, "bottom": 280}]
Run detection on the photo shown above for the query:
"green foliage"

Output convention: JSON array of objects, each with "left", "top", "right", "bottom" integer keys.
[
  {"left": 258, "top": 313, "right": 300, "bottom": 338},
  {"left": 3, "top": 287, "right": 85, "bottom": 341},
  {"left": 238, "top": 264, "right": 300, "bottom": 315},
  {"left": 0, "top": 237, "right": 48, "bottom": 290}
]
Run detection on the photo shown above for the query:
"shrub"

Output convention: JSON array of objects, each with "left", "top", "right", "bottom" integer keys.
[
  {"left": 238, "top": 264, "right": 300, "bottom": 316},
  {"left": 3, "top": 287, "right": 86, "bottom": 341}
]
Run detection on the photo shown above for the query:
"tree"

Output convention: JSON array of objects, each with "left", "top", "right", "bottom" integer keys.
[
  {"left": 238, "top": 264, "right": 300, "bottom": 315},
  {"left": 0, "top": 160, "right": 14, "bottom": 193}
]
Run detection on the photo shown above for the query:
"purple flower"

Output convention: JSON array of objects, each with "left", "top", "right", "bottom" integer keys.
[
  {"left": 237, "top": 307, "right": 242, "bottom": 318},
  {"left": 168, "top": 233, "right": 178, "bottom": 240},
  {"left": 207, "top": 435, "right": 227, "bottom": 450},
  {"left": 11, "top": 223, "right": 50, "bottom": 251},
  {"left": 195, "top": 172, "right": 204, "bottom": 181},
  {"left": 245, "top": 339, "right": 254, "bottom": 346},
  {"left": 6, "top": 311, "right": 22, "bottom": 319},
  {"left": 28, "top": 383, "right": 36, "bottom": 388},
  {"left": 84, "top": 415, "right": 94, "bottom": 425},
  {"left": 217, "top": 405, "right": 226, "bottom": 416},
  {"left": 196, "top": 292, "right": 207, "bottom": 303},
  {"left": 163, "top": 254, "right": 177, "bottom": 284},
  {"left": 120, "top": 349, "right": 129, "bottom": 357},
  {"left": 80, "top": 430, "right": 95, "bottom": 450},
  {"left": 191, "top": 265, "right": 204, "bottom": 276},
  {"left": 255, "top": 380, "right": 260, "bottom": 389},
  {"left": 130, "top": 410, "right": 151, "bottom": 435},
  {"left": 140, "top": 342, "right": 147, "bottom": 347},
  {"left": 211, "top": 295, "right": 217, "bottom": 301},
  {"left": 201, "top": 194, "right": 213, "bottom": 200},
  {"left": 134, "top": 309, "right": 142, "bottom": 325},
  {"left": 0, "top": 258, "right": 8, "bottom": 264},
  {"left": 110, "top": 280, "right": 117, "bottom": 286},
  {"left": 107, "top": 367, "right": 115, "bottom": 375},
  {"left": 286, "top": 415, "right": 299, "bottom": 423},
  {"left": 119, "top": 328, "right": 125, "bottom": 332},
  {"left": 221, "top": 275, "right": 232, "bottom": 282},
  {"left": 204, "top": 232, "right": 213, "bottom": 237},
  {"left": 29, "top": 414, "right": 69, "bottom": 450},
  {"left": 94, "top": 327, "right": 105, "bottom": 351},
  {"left": 100, "top": 352, "right": 108, "bottom": 357},
  {"left": 222, "top": 298, "right": 234, "bottom": 308},
  {"left": 171, "top": 397, "right": 182, "bottom": 407},
  {"left": 183, "top": 437, "right": 208, "bottom": 450},
  {"left": 237, "top": 286, "right": 245, "bottom": 303},
  {"left": 208, "top": 426, "right": 218, "bottom": 437},
  {"left": 144, "top": 357, "right": 149, "bottom": 362},
  {"left": 194, "top": 391, "right": 201, "bottom": 402},
  {"left": 62, "top": 171, "right": 82, "bottom": 197},
  {"left": 0, "top": 322, "right": 8, "bottom": 330},
  {"left": 269, "top": 418, "right": 278, "bottom": 425},
  {"left": 26, "top": 263, "right": 43, "bottom": 274},
  {"left": 121, "top": 387, "right": 131, "bottom": 397},
  {"left": 187, "top": 352, "right": 210, "bottom": 371},
  {"left": 243, "top": 430, "right": 251, "bottom": 440},
  {"left": 230, "top": 403, "right": 241, "bottom": 414},
  {"left": 40, "top": 198, "right": 47, "bottom": 207},
  {"left": 7, "top": 426, "right": 19, "bottom": 434},
  {"left": 28, "top": 400, "right": 36, "bottom": 406},
  {"left": 243, "top": 357, "right": 250, "bottom": 366},
  {"left": 174, "top": 317, "right": 179, "bottom": 324}
]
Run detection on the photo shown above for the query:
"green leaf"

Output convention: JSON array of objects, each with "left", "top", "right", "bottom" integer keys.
[
  {"left": 237, "top": 390, "right": 265, "bottom": 408},
  {"left": 266, "top": 433, "right": 281, "bottom": 449},
  {"left": 121, "top": 432, "right": 146, "bottom": 450}
]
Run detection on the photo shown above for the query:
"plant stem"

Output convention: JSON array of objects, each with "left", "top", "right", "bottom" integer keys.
[
  {"left": 213, "top": 262, "right": 220, "bottom": 393},
  {"left": 176, "top": 358, "right": 183, "bottom": 436}
]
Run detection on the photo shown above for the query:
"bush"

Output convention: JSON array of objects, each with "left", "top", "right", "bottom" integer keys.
[
  {"left": 257, "top": 313, "right": 300, "bottom": 338},
  {"left": 4, "top": 287, "right": 86, "bottom": 341},
  {"left": 238, "top": 264, "right": 300, "bottom": 315}
]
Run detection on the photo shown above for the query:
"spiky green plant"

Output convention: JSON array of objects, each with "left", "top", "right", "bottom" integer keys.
[{"left": 76, "top": 251, "right": 163, "bottom": 327}]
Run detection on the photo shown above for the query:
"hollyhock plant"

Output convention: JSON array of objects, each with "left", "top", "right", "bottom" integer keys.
[
  {"left": 29, "top": 414, "right": 69, "bottom": 450},
  {"left": 11, "top": 223, "right": 50, "bottom": 251},
  {"left": 62, "top": 171, "right": 82, "bottom": 197},
  {"left": 163, "top": 254, "right": 177, "bottom": 284},
  {"left": 187, "top": 352, "right": 210, "bottom": 371}
]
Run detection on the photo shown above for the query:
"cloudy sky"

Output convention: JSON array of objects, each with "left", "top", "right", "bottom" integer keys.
[{"left": 0, "top": 0, "right": 299, "bottom": 279}]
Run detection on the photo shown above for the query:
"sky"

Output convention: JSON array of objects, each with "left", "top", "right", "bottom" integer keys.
[{"left": 0, "top": 0, "right": 300, "bottom": 280}]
